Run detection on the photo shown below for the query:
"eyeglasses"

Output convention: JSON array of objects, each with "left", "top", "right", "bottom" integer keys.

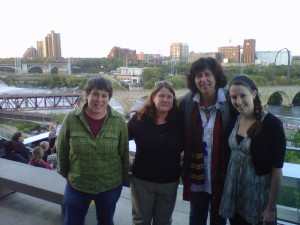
[{"left": 154, "top": 81, "right": 173, "bottom": 87}]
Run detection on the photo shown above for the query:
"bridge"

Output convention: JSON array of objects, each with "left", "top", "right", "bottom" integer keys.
[
  {"left": 0, "top": 86, "right": 298, "bottom": 117},
  {"left": 112, "top": 86, "right": 300, "bottom": 114},
  {"left": 0, "top": 92, "right": 82, "bottom": 111},
  {"left": 0, "top": 62, "right": 71, "bottom": 75}
]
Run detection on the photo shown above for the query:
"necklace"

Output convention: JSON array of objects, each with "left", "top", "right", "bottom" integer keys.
[{"left": 200, "top": 105, "right": 214, "bottom": 113}]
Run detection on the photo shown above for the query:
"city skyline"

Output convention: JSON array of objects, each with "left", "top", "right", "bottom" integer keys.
[{"left": 1, "top": 0, "right": 299, "bottom": 58}]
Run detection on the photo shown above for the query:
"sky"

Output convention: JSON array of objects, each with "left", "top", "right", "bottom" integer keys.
[{"left": 1, "top": 0, "right": 299, "bottom": 58}]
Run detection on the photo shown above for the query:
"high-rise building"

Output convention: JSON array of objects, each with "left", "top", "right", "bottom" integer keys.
[
  {"left": 44, "top": 31, "right": 62, "bottom": 61},
  {"left": 243, "top": 39, "right": 256, "bottom": 63},
  {"left": 35, "top": 31, "right": 62, "bottom": 60},
  {"left": 36, "top": 41, "right": 44, "bottom": 58},
  {"left": 170, "top": 43, "right": 189, "bottom": 62},
  {"left": 23, "top": 46, "right": 37, "bottom": 59},
  {"left": 218, "top": 45, "right": 241, "bottom": 63}
]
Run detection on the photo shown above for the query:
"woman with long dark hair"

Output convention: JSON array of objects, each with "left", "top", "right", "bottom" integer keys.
[{"left": 219, "top": 75, "right": 286, "bottom": 225}]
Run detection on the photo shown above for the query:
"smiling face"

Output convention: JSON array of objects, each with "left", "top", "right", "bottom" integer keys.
[
  {"left": 229, "top": 84, "right": 257, "bottom": 116},
  {"left": 152, "top": 87, "right": 174, "bottom": 114},
  {"left": 86, "top": 89, "right": 110, "bottom": 118},
  {"left": 194, "top": 68, "right": 217, "bottom": 96}
]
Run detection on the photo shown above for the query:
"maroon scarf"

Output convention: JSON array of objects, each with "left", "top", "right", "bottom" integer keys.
[{"left": 183, "top": 102, "right": 229, "bottom": 223}]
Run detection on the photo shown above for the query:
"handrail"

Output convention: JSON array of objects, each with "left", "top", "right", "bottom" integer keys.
[{"left": 286, "top": 146, "right": 300, "bottom": 152}]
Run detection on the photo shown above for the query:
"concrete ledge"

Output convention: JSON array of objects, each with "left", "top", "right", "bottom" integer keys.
[
  {"left": 277, "top": 205, "right": 300, "bottom": 224},
  {"left": 0, "top": 188, "right": 15, "bottom": 198},
  {"left": 0, "top": 158, "right": 66, "bottom": 205}
]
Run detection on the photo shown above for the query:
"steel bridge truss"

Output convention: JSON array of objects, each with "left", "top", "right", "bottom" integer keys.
[{"left": 0, "top": 93, "right": 83, "bottom": 111}]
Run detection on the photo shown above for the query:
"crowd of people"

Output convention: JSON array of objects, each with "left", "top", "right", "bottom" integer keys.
[
  {"left": 1, "top": 120, "right": 61, "bottom": 170},
  {"left": 0, "top": 58, "right": 286, "bottom": 225}
]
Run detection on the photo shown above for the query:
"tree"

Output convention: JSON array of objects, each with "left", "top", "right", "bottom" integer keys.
[
  {"left": 290, "top": 131, "right": 300, "bottom": 147},
  {"left": 142, "top": 67, "right": 166, "bottom": 83},
  {"left": 166, "top": 76, "right": 186, "bottom": 89},
  {"left": 175, "top": 62, "right": 191, "bottom": 75}
]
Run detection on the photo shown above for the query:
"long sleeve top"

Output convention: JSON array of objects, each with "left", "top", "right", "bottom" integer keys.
[
  {"left": 57, "top": 103, "right": 129, "bottom": 194},
  {"left": 128, "top": 113, "right": 184, "bottom": 183}
]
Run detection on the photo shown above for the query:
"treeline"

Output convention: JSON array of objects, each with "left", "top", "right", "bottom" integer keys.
[
  {"left": 2, "top": 57, "right": 300, "bottom": 86},
  {"left": 2, "top": 74, "right": 88, "bottom": 89},
  {"left": 1, "top": 74, "right": 128, "bottom": 91}
]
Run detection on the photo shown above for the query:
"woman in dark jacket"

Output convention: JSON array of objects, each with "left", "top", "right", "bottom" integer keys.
[{"left": 11, "top": 131, "right": 30, "bottom": 162}]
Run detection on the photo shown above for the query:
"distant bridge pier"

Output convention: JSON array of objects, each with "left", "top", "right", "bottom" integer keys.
[{"left": 281, "top": 103, "right": 293, "bottom": 108}]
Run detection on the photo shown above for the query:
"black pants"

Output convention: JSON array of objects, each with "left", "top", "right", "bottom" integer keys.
[{"left": 229, "top": 214, "right": 251, "bottom": 225}]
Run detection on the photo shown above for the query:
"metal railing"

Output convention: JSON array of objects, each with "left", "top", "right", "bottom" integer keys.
[{"left": 278, "top": 146, "right": 300, "bottom": 224}]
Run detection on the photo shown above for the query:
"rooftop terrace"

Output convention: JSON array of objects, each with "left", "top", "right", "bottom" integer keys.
[{"left": 0, "top": 137, "right": 299, "bottom": 225}]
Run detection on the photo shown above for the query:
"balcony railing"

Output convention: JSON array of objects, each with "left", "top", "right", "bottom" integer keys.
[{"left": 277, "top": 146, "right": 300, "bottom": 224}]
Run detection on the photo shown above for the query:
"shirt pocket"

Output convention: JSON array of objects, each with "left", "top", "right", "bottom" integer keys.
[
  {"left": 70, "top": 132, "right": 88, "bottom": 152},
  {"left": 102, "top": 132, "right": 119, "bottom": 153}
]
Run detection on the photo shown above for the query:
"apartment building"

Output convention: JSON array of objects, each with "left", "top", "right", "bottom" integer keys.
[
  {"left": 188, "top": 52, "right": 222, "bottom": 63},
  {"left": 218, "top": 45, "right": 241, "bottom": 63},
  {"left": 243, "top": 39, "right": 256, "bottom": 63},
  {"left": 108, "top": 46, "right": 138, "bottom": 64},
  {"left": 170, "top": 43, "right": 189, "bottom": 62}
]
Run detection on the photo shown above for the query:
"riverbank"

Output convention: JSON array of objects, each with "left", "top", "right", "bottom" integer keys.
[{"left": 0, "top": 124, "right": 18, "bottom": 139}]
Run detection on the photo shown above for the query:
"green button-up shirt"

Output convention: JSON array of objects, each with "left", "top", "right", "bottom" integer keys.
[{"left": 57, "top": 103, "right": 129, "bottom": 194}]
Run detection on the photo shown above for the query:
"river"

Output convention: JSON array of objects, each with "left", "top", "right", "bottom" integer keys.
[{"left": 0, "top": 83, "right": 299, "bottom": 120}]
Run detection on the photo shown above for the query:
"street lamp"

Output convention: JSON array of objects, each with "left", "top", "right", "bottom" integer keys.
[{"left": 272, "top": 48, "right": 291, "bottom": 85}]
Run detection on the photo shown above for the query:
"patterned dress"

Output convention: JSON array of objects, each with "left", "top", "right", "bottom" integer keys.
[
  {"left": 219, "top": 115, "right": 271, "bottom": 224},
  {"left": 47, "top": 153, "right": 58, "bottom": 170}
]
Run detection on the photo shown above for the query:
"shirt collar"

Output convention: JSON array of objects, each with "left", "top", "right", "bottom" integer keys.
[
  {"left": 193, "top": 88, "right": 226, "bottom": 107},
  {"left": 75, "top": 102, "right": 118, "bottom": 118}
]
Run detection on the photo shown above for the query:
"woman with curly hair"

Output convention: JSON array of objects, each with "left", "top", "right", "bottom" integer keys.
[{"left": 179, "top": 57, "right": 237, "bottom": 225}]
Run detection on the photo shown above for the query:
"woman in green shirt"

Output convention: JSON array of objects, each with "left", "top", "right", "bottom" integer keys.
[{"left": 57, "top": 77, "right": 129, "bottom": 225}]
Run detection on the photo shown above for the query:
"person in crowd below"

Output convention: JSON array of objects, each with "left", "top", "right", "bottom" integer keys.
[
  {"left": 179, "top": 57, "right": 237, "bottom": 225},
  {"left": 11, "top": 131, "right": 30, "bottom": 162},
  {"left": 40, "top": 141, "right": 51, "bottom": 161},
  {"left": 57, "top": 77, "right": 129, "bottom": 225},
  {"left": 128, "top": 81, "right": 184, "bottom": 225},
  {"left": 54, "top": 120, "right": 61, "bottom": 146},
  {"left": 47, "top": 145, "right": 58, "bottom": 170},
  {"left": 219, "top": 75, "right": 286, "bottom": 225},
  {"left": 1, "top": 140, "right": 27, "bottom": 164},
  {"left": 48, "top": 122, "right": 56, "bottom": 151},
  {"left": 29, "top": 146, "right": 53, "bottom": 170}
]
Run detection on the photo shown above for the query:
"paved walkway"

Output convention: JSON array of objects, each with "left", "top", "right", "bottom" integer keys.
[
  {"left": 0, "top": 186, "right": 190, "bottom": 225},
  {"left": 0, "top": 187, "right": 292, "bottom": 225}
]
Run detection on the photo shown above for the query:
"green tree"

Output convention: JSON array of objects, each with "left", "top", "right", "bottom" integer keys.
[
  {"left": 290, "top": 132, "right": 300, "bottom": 147},
  {"left": 66, "top": 76, "right": 79, "bottom": 87},
  {"left": 284, "top": 151, "right": 300, "bottom": 164},
  {"left": 175, "top": 62, "right": 191, "bottom": 75},
  {"left": 166, "top": 76, "right": 186, "bottom": 89},
  {"left": 142, "top": 67, "right": 166, "bottom": 83}
]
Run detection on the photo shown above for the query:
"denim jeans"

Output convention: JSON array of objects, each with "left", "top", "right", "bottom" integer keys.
[
  {"left": 62, "top": 182, "right": 122, "bottom": 225},
  {"left": 189, "top": 192, "right": 226, "bottom": 225}
]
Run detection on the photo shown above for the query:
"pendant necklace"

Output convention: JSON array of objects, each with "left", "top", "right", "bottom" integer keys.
[{"left": 200, "top": 104, "right": 214, "bottom": 113}]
